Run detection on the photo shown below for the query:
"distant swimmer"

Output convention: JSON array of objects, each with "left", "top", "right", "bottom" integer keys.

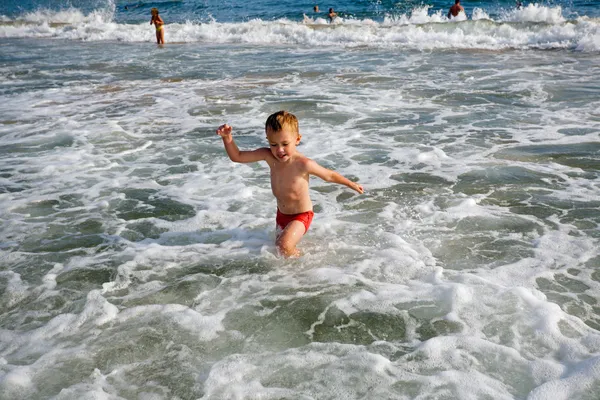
[
  {"left": 123, "top": 2, "right": 143, "bottom": 11},
  {"left": 516, "top": 1, "right": 523, "bottom": 9},
  {"left": 303, "top": 6, "right": 319, "bottom": 23},
  {"left": 328, "top": 7, "right": 338, "bottom": 23},
  {"left": 150, "top": 7, "right": 165, "bottom": 45},
  {"left": 447, "top": 0, "right": 465, "bottom": 18},
  {"left": 216, "top": 111, "right": 364, "bottom": 258}
]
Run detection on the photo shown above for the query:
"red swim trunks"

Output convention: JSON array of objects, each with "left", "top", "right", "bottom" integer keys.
[{"left": 276, "top": 209, "right": 314, "bottom": 234}]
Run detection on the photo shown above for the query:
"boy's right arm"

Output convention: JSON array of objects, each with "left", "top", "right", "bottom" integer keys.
[{"left": 216, "top": 124, "right": 270, "bottom": 163}]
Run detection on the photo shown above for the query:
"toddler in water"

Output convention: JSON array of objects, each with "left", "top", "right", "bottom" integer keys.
[
  {"left": 150, "top": 8, "right": 165, "bottom": 44},
  {"left": 216, "top": 111, "right": 364, "bottom": 257}
]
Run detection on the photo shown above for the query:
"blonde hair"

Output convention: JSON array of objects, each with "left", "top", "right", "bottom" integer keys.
[
  {"left": 151, "top": 7, "right": 159, "bottom": 15},
  {"left": 265, "top": 111, "right": 299, "bottom": 136}
]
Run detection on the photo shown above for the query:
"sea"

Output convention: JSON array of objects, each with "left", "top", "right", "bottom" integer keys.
[{"left": 0, "top": 0, "right": 599, "bottom": 399}]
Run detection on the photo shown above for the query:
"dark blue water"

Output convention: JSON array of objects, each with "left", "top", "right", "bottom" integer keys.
[{"left": 3, "top": 0, "right": 599, "bottom": 22}]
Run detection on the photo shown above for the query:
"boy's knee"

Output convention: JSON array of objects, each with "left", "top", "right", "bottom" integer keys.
[
  {"left": 276, "top": 237, "right": 298, "bottom": 257},
  {"left": 276, "top": 236, "right": 292, "bottom": 252}
]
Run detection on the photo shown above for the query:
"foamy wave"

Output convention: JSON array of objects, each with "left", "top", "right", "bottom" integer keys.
[
  {"left": 382, "top": 6, "right": 447, "bottom": 25},
  {"left": 2, "top": 7, "right": 114, "bottom": 25},
  {"left": 501, "top": 3, "right": 566, "bottom": 23},
  {"left": 0, "top": 7, "right": 598, "bottom": 52},
  {"left": 472, "top": 8, "right": 491, "bottom": 21}
]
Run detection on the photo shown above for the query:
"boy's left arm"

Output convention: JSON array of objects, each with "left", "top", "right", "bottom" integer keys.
[{"left": 306, "top": 159, "right": 364, "bottom": 194}]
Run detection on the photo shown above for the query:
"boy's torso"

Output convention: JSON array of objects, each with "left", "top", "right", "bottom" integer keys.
[{"left": 266, "top": 153, "right": 313, "bottom": 214}]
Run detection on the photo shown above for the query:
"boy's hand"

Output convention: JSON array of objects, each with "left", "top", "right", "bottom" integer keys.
[
  {"left": 216, "top": 124, "right": 233, "bottom": 141},
  {"left": 354, "top": 183, "right": 364, "bottom": 194}
]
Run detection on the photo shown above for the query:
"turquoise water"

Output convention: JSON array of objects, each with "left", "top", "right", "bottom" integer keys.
[
  {"left": 0, "top": 0, "right": 599, "bottom": 399},
  {"left": 4, "top": 0, "right": 600, "bottom": 22}
]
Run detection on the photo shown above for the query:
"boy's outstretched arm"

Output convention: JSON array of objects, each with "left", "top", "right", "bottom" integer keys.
[
  {"left": 216, "top": 124, "right": 270, "bottom": 163},
  {"left": 306, "top": 159, "right": 364, "bottom": 194}
]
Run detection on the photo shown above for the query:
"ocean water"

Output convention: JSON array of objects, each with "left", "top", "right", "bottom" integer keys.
[{"left": 1, "top": 0, "right": 599, "bottom": 399}]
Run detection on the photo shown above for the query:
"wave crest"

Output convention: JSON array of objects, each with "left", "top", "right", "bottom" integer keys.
[{"left": 1, "top": 5, "right": 598, "bottom": 52}]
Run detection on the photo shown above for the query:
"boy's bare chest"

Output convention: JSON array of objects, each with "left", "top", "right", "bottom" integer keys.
[{"left": 270, "top": 164, "right": 307, "bottom": 191}]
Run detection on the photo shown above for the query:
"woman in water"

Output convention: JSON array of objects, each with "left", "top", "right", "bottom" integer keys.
[{"left": 150, "top": 8, "right": 165, "bottom": 44}]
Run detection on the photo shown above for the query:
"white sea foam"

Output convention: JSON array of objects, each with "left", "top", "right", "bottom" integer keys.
[
  {"left": 0, "top": 6, "right": 598, "bottom": 51},
  {"left": 501, "top": 3, "right": 566, "bottom": 24},
  {"left": 1, "top": 14, "right": 599, "bottom": 397}
]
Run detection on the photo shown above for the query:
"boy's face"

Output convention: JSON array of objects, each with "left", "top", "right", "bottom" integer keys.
[{"left": 266, "top": 126, "right": 301, "bottom": 163}]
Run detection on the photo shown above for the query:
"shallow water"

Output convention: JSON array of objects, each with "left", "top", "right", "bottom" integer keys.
[{"left": 1, "top": 0, "right": 600, "bottom": 399}]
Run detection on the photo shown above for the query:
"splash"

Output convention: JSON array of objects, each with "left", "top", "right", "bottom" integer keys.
[{"left": 501, "top": 2, "right": 566, "bottom": 23}]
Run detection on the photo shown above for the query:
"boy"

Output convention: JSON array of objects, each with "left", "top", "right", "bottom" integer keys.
[{"left": 216, "top": 111, "right": 364, "bottom": 257}]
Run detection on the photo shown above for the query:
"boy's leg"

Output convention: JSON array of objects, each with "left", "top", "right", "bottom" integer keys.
[{"left": 276, "top": 220, "right": 306, "bottom": 257}]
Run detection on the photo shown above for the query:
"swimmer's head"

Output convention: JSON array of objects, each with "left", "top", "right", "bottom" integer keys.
[
  {"left": 265, "top": 111, "right": 300, "bottom": 139},
  {"left": 151, "top": 7, "right": 159, "bottom": 15}
]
